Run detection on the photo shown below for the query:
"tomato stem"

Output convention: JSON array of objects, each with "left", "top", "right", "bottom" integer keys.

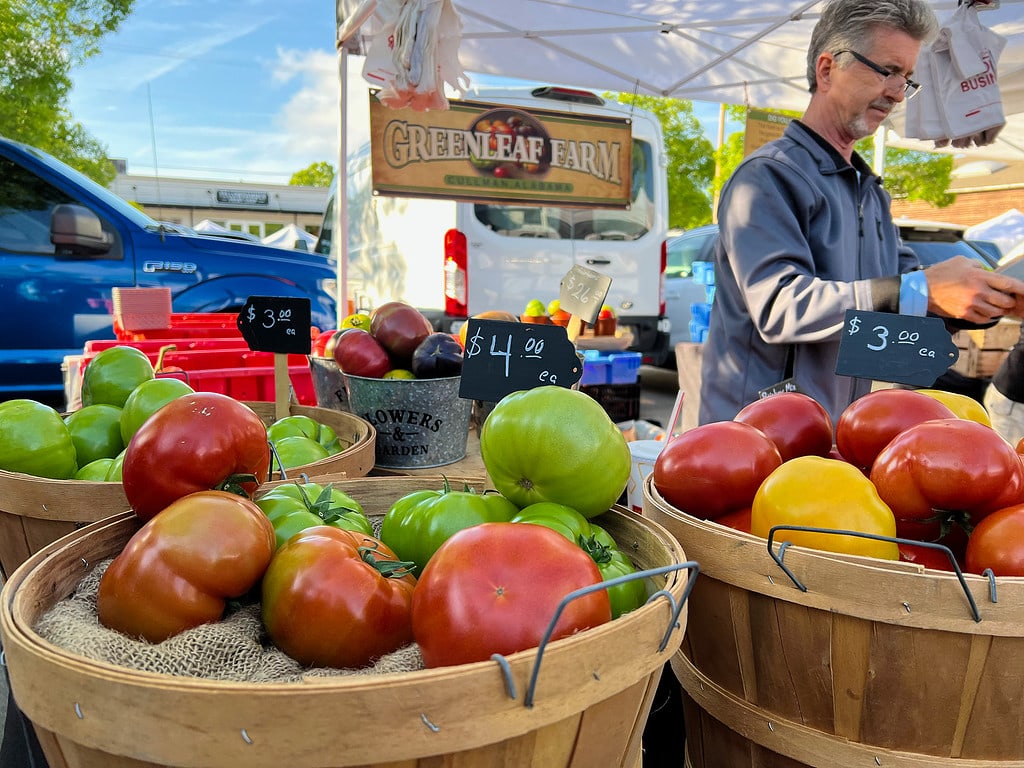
[{"left": 357, "top": 542, "right": 416, "bottom": 579}]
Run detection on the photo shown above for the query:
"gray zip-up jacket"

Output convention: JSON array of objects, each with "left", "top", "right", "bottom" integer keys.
[{"left": 699, "top": 121, "right": 920, "bottom": 428}]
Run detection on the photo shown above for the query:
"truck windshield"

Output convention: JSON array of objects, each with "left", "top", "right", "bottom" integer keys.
[{"left": 472, "top": 139, "right": 655, "bottom": 242}]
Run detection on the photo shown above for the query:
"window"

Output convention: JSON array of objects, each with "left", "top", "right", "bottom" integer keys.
[{"left": 0, "top": 157, "right": 75, "bottom": 254}]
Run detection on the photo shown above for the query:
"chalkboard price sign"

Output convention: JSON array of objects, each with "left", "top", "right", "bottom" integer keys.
[
  {"left": 559, "top": 265, "right": 613, "bottom": 324},
  {"left": 834, "top": 309, "right": 959, "bottom": 387},
  {"left": 236, "top": 296, "right": 312, "bottom": 355},
  {"left": 459, "top": 319, "right": 583, "bottom": 402}
]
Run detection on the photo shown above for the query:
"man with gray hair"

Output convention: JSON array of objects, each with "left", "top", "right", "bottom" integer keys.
[{"left": 698, "top": 0, "right": 1024, "bottom": 428}]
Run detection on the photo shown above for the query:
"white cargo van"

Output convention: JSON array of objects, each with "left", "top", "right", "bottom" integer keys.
[{"left": 315, "top": 85, "right": 671, "bottom": 364}]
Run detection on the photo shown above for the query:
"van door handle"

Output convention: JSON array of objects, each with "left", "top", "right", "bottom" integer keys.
[{"left": 585, "top": 258, "right": 611, "bottom": 266}]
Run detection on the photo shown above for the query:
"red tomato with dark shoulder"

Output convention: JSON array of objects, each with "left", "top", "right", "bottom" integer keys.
[
  {"left": 411, "top": 522, "right": 610, "bottom": 668},
  {"left": 97, "top": 490, "right": 275, "bottom": 642},
  {"left": 332, "top": 328, "right": 391, "bottom": 378},
  {"left": 965, "top": 503, "right": 1024, "bottom": 576},
  {"left": 262, "top": 526, "right": 417, "bottom": 669},
  {"left": 733, "top": 392, "right": 833, "bottom": 461},
  {"left": 369, "top": 301, "right": 433, "bottom": 367},
  {"left": 835, "top": 389, "right": 956, "bottom": 470},
  {"left": 122, "top": 392, "right": 271, "bottom": 521},
  {"left": 653, "top": 421, "right": 782, "bottom": 519}
]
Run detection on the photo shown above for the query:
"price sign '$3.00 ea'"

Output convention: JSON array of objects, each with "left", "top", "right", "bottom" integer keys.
[
  {"left": 236, "top": 296, "right": 312, "bottom": 355},
  {"left": 834, "top": 309, "right": 959, "bottom": 387},
  {"left": 458, "top": 319, "right": 583, "bottom": 403}
]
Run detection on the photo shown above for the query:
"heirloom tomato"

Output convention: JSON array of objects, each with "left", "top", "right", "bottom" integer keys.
[
  {"left": 63, "top": 403, "right": 124, "bottom": 465},
  {"left": 511, "top": 501, "right": 593, "bottom": 543},
  {"left": 119, "top": 376, "right": 194, "bottom": 444},
  {"left": 81, "top": 345, "right": 155, "bottom": 408},
  {"left": 915, "top": 388, "right": 992, "bottom": 426},
  {"left": 369, "top": 301, "right": 433, "bottom": 366},
  {"left": 255, "top": 481, "right": 371, "bottom": 549},
  {"left": 752, "top": 456, "right": 899, "bottom": 560},
  {"left": 121, "top": 392, "right": 271, "bottom": 521},
  {"left": 0, "top": 399, "right": 77, "bottom": 479},
  {"left": 412, "top": 522, "right": 611, "bottom": 668},
  {"left": 266, "top": 415, "right": 341, "bottom": 453},
  {"left": 410, "top": 332, "right": 464, "bottom": 378},
  {"left": 74, "top": 457, "right": 116, "bottom": 481},
  {"left": 332, "top": 327, "right": 391, "bottom": 378},
  {"left": 270, "top": 436, "right": 329, "bottom": 470},
  {"left": 965, "top": 503, "right": 1024, "bottom": 576},
  {"left": 480, "top": 386, "right": 631, "bottom": 518},
  {"left": 869, "top": 418, "right": 1024, "bottom": 537},
  {"left": 835, "top": 389, "right": 955, "bottom": 470},
  {"left": 261, "top": 526, "right": 416, "bottom": 669},
  {"left": 97, "top": 490, "right": 275, "bottom": 643},
  {"left": 733, "top": 392, "right": 833, "bottom": 461},
  {"left": 653, "top": 421, "right": 782, "bottom": 520},
  {"left": 380, "top": 479, "right": 518, "bottom": 575}
]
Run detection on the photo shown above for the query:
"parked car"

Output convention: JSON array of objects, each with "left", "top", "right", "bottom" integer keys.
[
  {"left": 661, "top": 220, "right": 998, "bottom": 401},
  {"left": 0, "top": 135, "right": 339, "bottom": 403}
]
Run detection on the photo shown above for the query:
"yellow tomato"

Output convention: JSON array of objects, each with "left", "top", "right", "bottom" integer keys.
[
  {"left": 915, "top": 389, "right": 992, "bottom": 427},
  {"left": 340, "top": 312, "right": 371, "bottom": 330},
  {"left": 383, "top": 369, "right": 415, "bottom": 379},
  {"left": 458, "top": 310, "right": 519, "bottom": 346},
  {"left": 751, "top": 456, "right": 899, "bottom": 560}
]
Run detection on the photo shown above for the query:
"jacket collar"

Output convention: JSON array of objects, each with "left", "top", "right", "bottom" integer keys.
[{"left": 789, "top": 121, "right": 880, "bottom": 184}]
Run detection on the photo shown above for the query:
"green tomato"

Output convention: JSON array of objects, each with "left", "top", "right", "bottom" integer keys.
[
  {"left": 380, "top": 479, "right": 519, "bottom": 575},
  {"left": 105, "top": 448, "right": 126, "bottom": 481},
  {"left": 267, "top": 415, "right": 342, "bottom": 454},
  {"left": 120, "top": 377, "right": 195, "bottom": 444},
  {"left": 255, "top": 481, "right": 371, "bottom": 549},
  {"left": 480, "top": 386, "right": 631, "bottom": 518},
  {"left": 589, "top": 545, "right": 647, "bottom": 620},
  {"left": 270, "top": 435, "right": 330, "bottom": 471},
  {"left": 82, "top": 346, "right": 155, "bottom": 408},
  {"left": 0, "top": 399, "right": 78, "bottom": 479},
  {"left": 511, "top": 501, "right": 594, "bottom": 543},
  {"left": 64, "top": 404, "right": 124, "bottom": 465},
  {"left": 75, "top": 458, "right": 116, "bottom": 481}
]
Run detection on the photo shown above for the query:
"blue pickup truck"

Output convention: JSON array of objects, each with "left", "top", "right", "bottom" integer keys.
[{"left": 0, "top": 136, "right": 338, "bottom": 402}]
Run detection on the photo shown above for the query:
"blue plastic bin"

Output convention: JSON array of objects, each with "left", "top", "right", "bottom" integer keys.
[{"left": 580, "top": 350, "right": 642, "bottom": 386}]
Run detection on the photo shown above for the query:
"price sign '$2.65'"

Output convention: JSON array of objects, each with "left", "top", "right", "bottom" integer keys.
[
  {"left": 834, "top": 309, "right": 959, "bottom": 387},
  {"left": 559, "top": 265, "right": 612, "bottom": 325},
  {"left": 459, "top": 319, "right": 583, "bottom": 403},
  {"left": 236, "top": 295, "right": 312, "bottom": 355}
]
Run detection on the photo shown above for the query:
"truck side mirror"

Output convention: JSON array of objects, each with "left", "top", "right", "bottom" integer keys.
[{"left": 51, "top": 203, "right": 111, "bottom": 254}]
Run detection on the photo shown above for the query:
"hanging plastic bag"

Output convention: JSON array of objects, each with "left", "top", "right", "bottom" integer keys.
[
  {"left": 903, "top": 1, "right": 1006, "bottom": 148},
  {"left": 361, "top": 0, "right": 469, "bottom": 112}
]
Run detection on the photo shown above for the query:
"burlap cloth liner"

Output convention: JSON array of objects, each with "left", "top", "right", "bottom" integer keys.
[{"left": 34, "top": 559, "right": 425, "bottom": 682}]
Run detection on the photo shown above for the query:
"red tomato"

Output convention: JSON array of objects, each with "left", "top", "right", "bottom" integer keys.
[
  {"left": 652, "top": 421, "right": 782, "bottom": 519},
  {"left": 311, "top": 328, "right": 341, "bottom": 357},
  {"left": 870, "top": 418, "right": 1024, "bottom": 536},
  {"left": 332, "top": 327, "right": 391, "bottom": 378},
  {"left": 262, "top": 526, "right": 417, "bottom": 669},
  {"left": 369, "top": 301, "right": 433, "bottom": 367},
  {"left": 97, "top": 491, "right": 275, "bottom": 642},
  {"left": 965, "top": 503, "right": 1024, "bottom": 576},
  {"left": 835, "top": 389, "right": 956, "bottom": 470},
  {"left": 122, "top": 393, "right": 271, "bottom": 521},
  {"left": 898, "top": 541, "right": 962, "bottom": 572},
  {"left": 412, "top": 522, "right": 611, "bottom": 668},
  {"left": 733, "top": 392, "right": 833, "bottom": 461},
  {"left": 714, "top": 506, "right": 752, "bottom": 533}
]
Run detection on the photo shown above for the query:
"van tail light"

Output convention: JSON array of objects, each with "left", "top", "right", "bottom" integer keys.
[
  {"left": 444, "top": 228, "right": 468, "bottom": 318},
  {"left": 659, "top": 239, "right": 667, "bottom": 317}
]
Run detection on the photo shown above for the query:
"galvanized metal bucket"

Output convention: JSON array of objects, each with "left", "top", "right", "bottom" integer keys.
[
  {"left": 343, "top": 374, "right": 472, "bottom": 468},
  {"left": 308, "top": 356, "right": 350, "bottom": 412}
]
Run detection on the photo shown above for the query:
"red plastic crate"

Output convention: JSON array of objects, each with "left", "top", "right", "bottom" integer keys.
[
  {"left": 84, "top": 338, "right": 251, "bottom": 356},
  {"left": 157, "top": 365, "right": 315, "bottom": 405},
  {"left": 115, "top": 313, "right": 243, "bottom": 341}
]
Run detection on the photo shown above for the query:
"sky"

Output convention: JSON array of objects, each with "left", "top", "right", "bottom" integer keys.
[{"left": 68, "top": 0, "right": 732, "bottom": 185}]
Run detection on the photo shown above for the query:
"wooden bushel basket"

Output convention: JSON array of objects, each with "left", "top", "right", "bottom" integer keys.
[
  {"left": 246, "top": 402, "right": 375, "bottom": 481},
  {"left": 1, "top": 476, "right": 694, "bottom": 768},
  {"left": 644, "top": 475, "right": 1024, "bottom": 768}
]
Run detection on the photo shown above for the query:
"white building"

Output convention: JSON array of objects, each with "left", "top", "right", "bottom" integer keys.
[{"left": 108, "top": 172, "right": 329, "bottom": 241}]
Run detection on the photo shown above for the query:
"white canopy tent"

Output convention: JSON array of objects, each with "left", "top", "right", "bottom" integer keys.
[
  {"left": 333, "top": 0, "right": 1024, "bottom": 318},
  {"left": 192, "top": 218, "right": 233, "bottom": 234},
  {"left": 262, "top": 223, "right": 318, "bottom": 251}
]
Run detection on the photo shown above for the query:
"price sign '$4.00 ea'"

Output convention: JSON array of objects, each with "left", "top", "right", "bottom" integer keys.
[
  {"left": 237, "top": 296, "right": 312, "bottom": 355},
  {"left": 834, "top": 309, "right": 959, "bottom": 387},
  {"left": 559, "top": 265, "right": 612, "bottom": 325},
  {"left": 458, "top": 319, "right": 583, "bottom": 403}
]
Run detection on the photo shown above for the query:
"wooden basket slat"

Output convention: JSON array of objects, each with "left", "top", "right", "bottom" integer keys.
[
  {"left": 2, "top": 489, "right": 692, "bottom": 768},
  {"left": 645, "top": 475, "right": 1024, "bottom": 766}
]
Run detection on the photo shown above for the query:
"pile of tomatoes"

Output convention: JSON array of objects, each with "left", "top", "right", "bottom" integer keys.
[{"left": 653, "top": 388, "right": 1024, "bottom": 577}]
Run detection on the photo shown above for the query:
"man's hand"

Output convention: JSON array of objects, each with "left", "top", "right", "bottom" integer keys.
[{"left": 923, "top": 256, "right": 1024, "bottom": 323}]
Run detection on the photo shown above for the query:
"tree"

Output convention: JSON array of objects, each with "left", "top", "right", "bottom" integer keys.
[
  {"left": 0, "top": 0, "right": 134, "bottom": 185},
  {"left": 607, "top": 94, "right": 716, "bottom": 230},
  {"left": 290, "top": 162, "right": 336, "bottom": 187}
]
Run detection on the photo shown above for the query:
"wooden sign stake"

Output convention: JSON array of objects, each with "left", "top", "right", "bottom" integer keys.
[
  {"left": 565, "top": 315, "right": 585, "bottom": 345},
  {"left": 273, "top": 354, "right": 290, "bottom": 422}
]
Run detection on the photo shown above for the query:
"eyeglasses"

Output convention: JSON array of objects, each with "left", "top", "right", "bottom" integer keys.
[{"left": 833, "top": 49, "right": 921, "bottom": 99}]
